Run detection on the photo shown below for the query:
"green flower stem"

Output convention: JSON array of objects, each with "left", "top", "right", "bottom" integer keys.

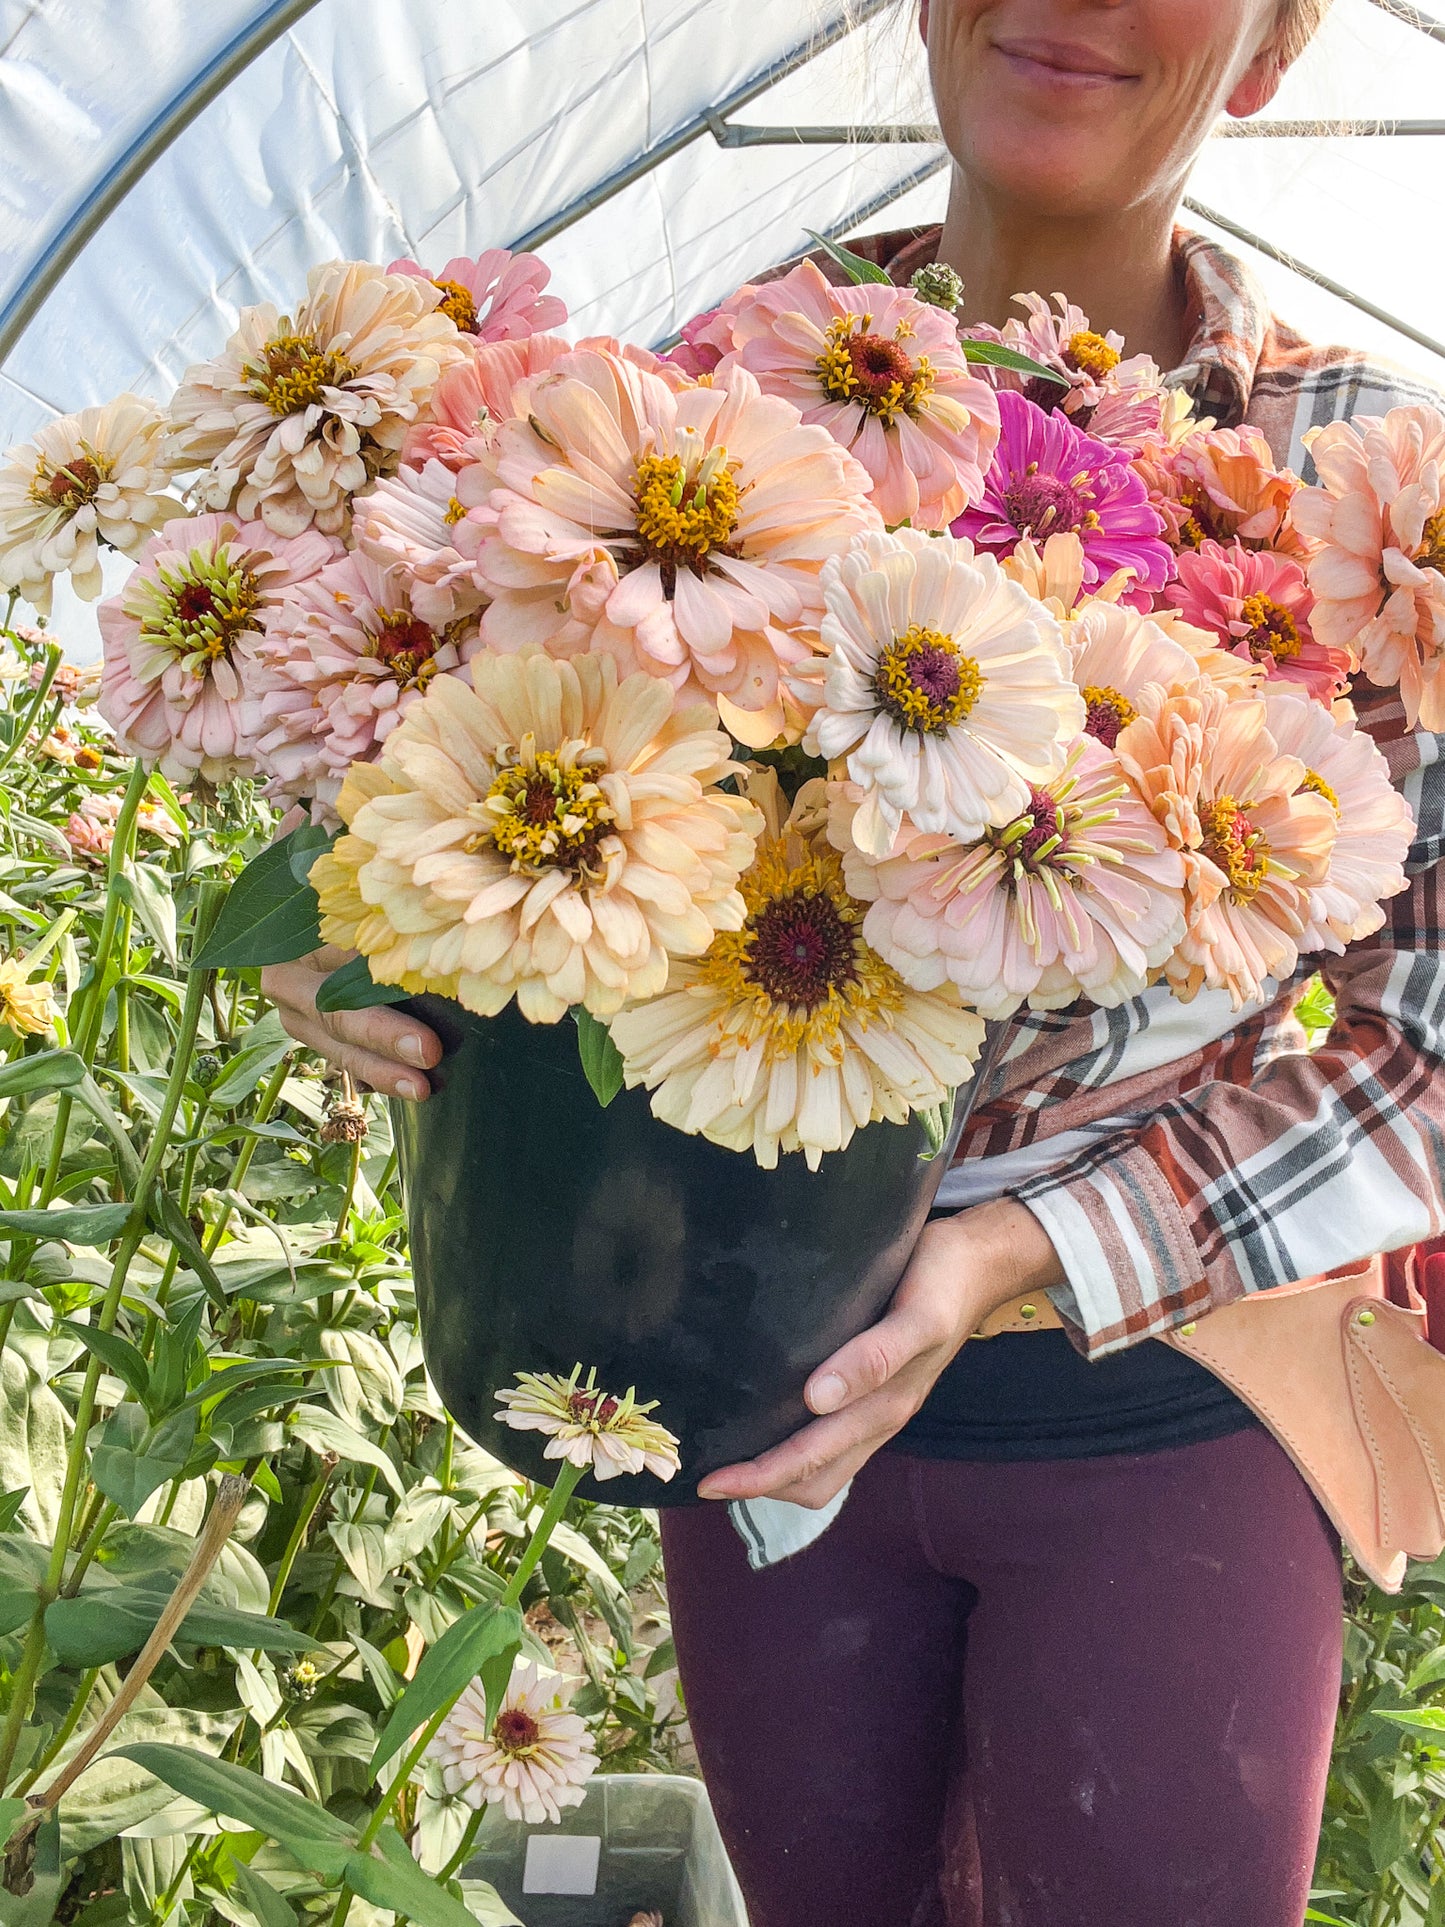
[
  {"left": 266, "top": 1461, "right": 334, "bottom": 1616},
  {"left": 203, "top": 1055, "right": 291, "bottom": 1256},
  {"left": 61, "top": 1499, "right": 117, "bottom": 1598},
  {"left": 0, "top": 1604, "right": 50, "bottom": 1790},
  {"left": 112, "top": 904, "right": 134, "bottom": 1090},
  {"left": 437, "top": 1802, "right": 488, "bottom": 1885},
  {"left": 13, "top": 1666, "right": 98, "bottom": 1797},
  {"left": 0, "top": 647, "right": 59, "bottom": 781},
  {"left": 497, "top": 1464, "right": 584, "bottom": 1613}
]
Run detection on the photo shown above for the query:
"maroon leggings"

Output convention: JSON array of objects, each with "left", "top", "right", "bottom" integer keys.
[{"left": 661, "top": 1428, "right": 1343, "bottom": 1927}]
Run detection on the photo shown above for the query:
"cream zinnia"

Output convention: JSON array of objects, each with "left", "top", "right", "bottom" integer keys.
[
  {"left": 609, "top": 772, "right": 985, "bottom": 1171},
  {"left": 0, "top": 398, "right": 179, "bottom": 615},
  {"left": 168, "top": 261, "right": 467, "bottom": 538},
  {"left": 308, "top": 649, "right": 761, "bottom": 1023},
  {"left": 476, "top": 350, "right": 880, "bottom": 744},
  {"left": 805, "top": 527, "right": 1082, "bottom": 855},
  {"left": 426, "top": 1660, "right": 596, "bottom": 1825},
  {"left": 496, "top": 1366, "right": 682, "bottom": 1481}
]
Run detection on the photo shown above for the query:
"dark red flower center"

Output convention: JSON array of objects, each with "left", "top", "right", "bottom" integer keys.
[
  {"left": 745, "top": 889, "right": 859, "bottom": 1010},
  {"left": 368, "top": 615, "right": 442, "bottom": 688},
  {"left": 174, "top": 582, "right": 219, "bottom": 625},
  {"left": 47, "top": 458, "right": 100, "bottom": 505},
  {"left": 907, "top": 645, "right": 961, "bottom": 707},
  {"left": 847, "top": 333, "right": 916, "bottom": 403},
  {"left": 1017, "top": 789, "right": 1063, "bottom": 867},
  {"left": 568, "top": 1389, "right": 620, "bottom": 1424},
  {"left": 493, "top": 1708, "right": 541, "bottom": 1753},
  {"left": 1003, "top": 470, "right": 1093, "bottom": 540}
]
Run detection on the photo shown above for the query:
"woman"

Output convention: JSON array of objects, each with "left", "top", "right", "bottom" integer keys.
[{"left": 266, "top": 1, "right": 1445, "bottom": 1921}]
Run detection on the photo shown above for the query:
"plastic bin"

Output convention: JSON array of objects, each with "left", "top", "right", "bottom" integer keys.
[{"left": 465, "top": 1772, "right": 749, "bottom": 1927}]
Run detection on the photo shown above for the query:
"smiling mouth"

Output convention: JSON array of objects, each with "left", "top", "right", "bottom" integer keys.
[{"left": 991, "top": 38, "right": 1141, "bottom": 86}]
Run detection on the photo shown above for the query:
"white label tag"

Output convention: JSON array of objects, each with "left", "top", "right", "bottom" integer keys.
[{"left": 521, "top": 1833, "right": 602, "bottom": 1896}]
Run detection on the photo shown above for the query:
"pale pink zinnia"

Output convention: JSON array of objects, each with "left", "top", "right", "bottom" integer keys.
[
  {"left": 1164, "top": 538, "right": 1349, "bottom": 704},
  {"left": 402, "top": 333, "right": 574, "bottom": 471},
  {"left": 351, "top": 457, "right": 492, "bottom": 627},
  {"left": 245, "top": 548, "right": 480, "bottom": 815},
  {"left": 1291, "top": 405, "right": 1445, "bottom": 730},
  {"left": 1260, "top": 686, "right": 1413, "bottom": 953},
  {"left": 475, "top": 349, "right": 881, "bottom": 744},
  {"left": 711, "top": 259, "right": 1000, "bottom": 528},
  {"left": 426, "top": 1660, "right": 596, "bottom": 1825},
  {"left": 845, "top": 738, "right": 1186, "bottom": 1019},
  {"left": 98, "top": 511, "right": 340, "bottom": 783},
  {"left": 387, "top": 249, "right": 567, "bottom": 343},
  {"left": 983, "top": 291, "right": 1168, "bottom": 450}
]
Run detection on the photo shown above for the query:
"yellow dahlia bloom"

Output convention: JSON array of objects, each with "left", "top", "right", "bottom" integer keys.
[
  {"left": 0, "top": 958, "right": 56, "bottom": 1037},
  {"left": 310, "top": 649, "right": 761, "bottom": 1024},
  {"left": 168, "top": 262, "right": 467, "bottom": 539},
  {"left": 609, "top": 772, "right": 986, "bottom": 1170}
]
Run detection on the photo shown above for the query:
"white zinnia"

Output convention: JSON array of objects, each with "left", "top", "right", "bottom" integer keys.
[
  {"left": 426, "top": 1661, "right": 597, "bottom": 1825},
  {"left": 805, "top": 527, "right": 1083, "bottom": 858},
  {"left": 0, "top": 397, "right": 179, "bottom": 615}
]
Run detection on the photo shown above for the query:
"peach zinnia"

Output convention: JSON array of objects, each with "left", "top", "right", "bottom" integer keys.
[
  {"left": 712, "top": 260, "right": 1000, "bottom": 528},
  {"left": 476, "top": 349, "right": 880, "bottom": 744},
  {"left": 310, "top": 649, "right": 761, "bottom": 1023},
  {"left": 1134, "top": 423, "right": 1303, "bottom": 556},
  {"left": 1291, "top": 404, "right": 1445, "bottom": 729},
  {"left": 1066, "top": 600, "right": 1203, "bottom": 749}
]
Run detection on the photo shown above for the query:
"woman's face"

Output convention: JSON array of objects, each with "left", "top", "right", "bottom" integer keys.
[{"left": 921, "top": 0, "right": 1287, "bottom": 219}]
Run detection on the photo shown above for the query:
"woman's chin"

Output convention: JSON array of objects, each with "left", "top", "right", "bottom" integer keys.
[{"left": 948, "top": 139, "right": 1138, "bottom": 220}]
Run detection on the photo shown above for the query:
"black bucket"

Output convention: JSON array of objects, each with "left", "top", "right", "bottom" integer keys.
[{"left": 393, "top": 996, "right": 991, "bottom": 1504}]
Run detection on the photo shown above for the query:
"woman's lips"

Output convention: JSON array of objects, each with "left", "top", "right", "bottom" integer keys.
[{"left": 990, "top": 37, "right": 1140, "bottom": 93}]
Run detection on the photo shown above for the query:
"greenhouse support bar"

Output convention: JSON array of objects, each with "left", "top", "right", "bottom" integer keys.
[
  {"left": 0, "top": 0, "right": 326, "bottom": 368},
  {"left": 1367, "top": 0, "right": 1445, "bottom": 45},
  {"left": 711, "top": 119, "right": 1445, "bottom": 145},
  {"left": 509, "top": 0, "right": 897, "bottom": 253}
]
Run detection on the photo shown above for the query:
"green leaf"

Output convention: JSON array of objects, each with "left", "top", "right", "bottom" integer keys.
[
  {"left": 803, "top": 228, "right": 893, "bottom": 286},
  {"left": 0, "top": 1487, "right": 28, "bottom": 1532},
  {"left": 958, "top": 338, "right": 1070, "bottom": 385},
  {"left": 0, "top": 1049, "right": 86, "bottom": 1099},
  {"left": 289, "top": 1407, "right": 404, "bottom": 1498},
  {"left": 573, "top": 1008, "right": 624, "bottom": 1108},
  {"left": 57, "top": 1320, "right": 150, "bottom": 1407},
  {"left": 345, "top": 1828, "right": 491, "bottom": 1927},
  {"left": 1304, "top": 1913, "right": 1356, "bottom": 1926},
  {"left": 111, "top": 1746, "right": 354, "bottom": 1880},
  {"left": 229, "top": 1859, "right": 297, "bottom": 1927},
  {"left": 193, "top": 828, "right": 333, "bottom": 971},
  {"left": 315, "top": 955, "right": 409, "bottom": 1014},
  {"left": 148, "top": 1189, "right": 228, "bottom": 1310},
  {"left": 89, "top": 1405, "right": 196, "bottom": 1517},
  {"left": 205, "top": 1036, "right": 293, "bottom": 1111},
  {"left": 0, "top": 1799, "right": 27, "bottom": 1853},
  {"left": 45, "top": 1583, "right": 317, "bottom": 1667},
  {"left": 916, "top": 1090, "right": 957, "bottom": 1161},
  {"left": 0, "top": 1204, "right": 130, "bottom": 1245},
  {"left": 117, "top": 862, "right": 178, "bottom": 969},
  {"left": 1374, "top": 1705, "right": 1445, "bottom": 1735},
  {"left": 369, "top": 1602, "right": 523, "bottom": 1775}
]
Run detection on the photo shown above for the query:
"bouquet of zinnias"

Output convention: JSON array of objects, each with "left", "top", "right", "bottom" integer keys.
[{"left": 1, "top": 237, "right": 1428, "bottom": 1169}]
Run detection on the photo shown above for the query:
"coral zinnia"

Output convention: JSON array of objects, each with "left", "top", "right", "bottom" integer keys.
[
  {"left": 426, "top": 1659, "right": 596, "bottom": 1825},
  {"left": 168, "top": 261, "right": 467, "bottom": 539},
  {"left": 609, "top": 772, "right": 985, "bottom": 1171},
  {"left": 1164, "top": 538, "right": 1348, "bottom": 704},
  {"left": 1134, "top": 423, "right": 1303, "bottom": 556},
  {"left": 711, "top": 259, "right": 1000, "bottom": 528},
  {"left": 952, "top": 392, "right": 1172, "bottom": 606},
  {"left": 1291, "top": 404, "right": 1445, "bottom": 729},
  {"left": 846, "top": 737, "right": 1186, "bottom": 1019},
  {"left": 308, "top": 649, "right": 761, "bottom": 1023},
  {"left": 0, "top": 398, "right": 179, "bottom": 616},
  {"left": 476, "top": 350, "right": 880, "bottom": 744},
  {"left": 496, "top": 1366, "right": 682, "bottom": 1481},
  {"left": 386, "top": 249, "right": 567, "bottom": 342},
  {"left": 805, "top": 527, "right": 1082, "bottom": 855},
  {"left": 97, "top": 511, "right": 340, "bottom": 783}
]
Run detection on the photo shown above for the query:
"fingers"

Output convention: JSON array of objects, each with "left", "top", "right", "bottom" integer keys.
[
  {"left": 697, "top": 1387, "right": 915, "bottom": 1508},
  {"left": 260, "top": 958, "right": 442, "bottom": 1102},
  {"left": 803, "top": 1295, "right": 951, "bottom": 1416}
]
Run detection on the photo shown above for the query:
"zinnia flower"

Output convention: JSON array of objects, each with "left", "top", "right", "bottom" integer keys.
[
  {"left": 609, "top": 771, "right": 986, "bottom": 1171},
  {"left": 1291, "top": 405, "right": 1445, "bottom": 729},
  {"left": 1000, "top": 530, "right": 1134, "bottom": 618},
  {"left": 387, "top": 249, "right": 567, "bottom": 342},
  {"left": 952, "top": 392, "right": 1172, "bottom": 606},
  {"left": 984, "top": 291, "right": 1168, "bottom": 449},
  {"left": 0, "top": 398, "right": 179, "bottom": 616},
  {"left": 1067, "top": 599, "right": 1204, "bottom": 749},
  {"left": 351, "top": 457, "right": 492, "bottom": 627},
  {"left": 475, "top": 350, "right": 880, "bottom": 744},
  {"left": 168, "top": 261, "right": 467, "bottom": 538},
  {"left": 402, "top": 333, "right": 572, "bottom": 471},
  {"left": 245, "top": 548, "right": 481, "bottom": 815},
  {"left": 308, "top": 649, "right": 761, "bottom": 1023},
  {"left": 805, "top": 527, "right": 1082, "bottom": 855},
  {"left": 0, "top": 957, "right": 56, "bottom": 1036},
  {"left": 426, "top": 1660, "right": 596, "bottom": 1825},
  {"left": 98, "top": 512, "right": 340, "bottom": 783},
  {"left": 711, "top": 259, "right": 1000, "bottom": 528},
  {"left": 1164, "top": 538, "right": 1349, "bottom": 704},
  {"left": 1260, "top": 686, "right": 1413, "bottom": 952},
  {"left": 495, "top": 1365, "right": 682, "bottom": 1481},
  {"left": 846, "top": 737, "right": 1186, "bottom": 1019},
  {"left": 1114, "top": 687, "right": 1336, "bottom": 1007},
  {"left": 1134, "top": 423, "right": 1303, "bottom": 556}
]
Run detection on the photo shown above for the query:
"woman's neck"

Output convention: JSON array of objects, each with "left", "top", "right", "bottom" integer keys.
[{"left": 935, "top": 172, "right": 1195, "bottom": 372}]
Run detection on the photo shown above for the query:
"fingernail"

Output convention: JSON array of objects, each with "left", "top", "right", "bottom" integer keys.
[
  {"left": 397, "top": 1076, "right": 428, "bottom": 1102},
  {"left": 808, "top": 1373, "right": 847, "bottom": 1415},
  {"left": 397, "top": 1033, "right": 428, "bottom": 1067},
  {"left": 695, "top": 1478, "right": 732, "bottom": 1501}
]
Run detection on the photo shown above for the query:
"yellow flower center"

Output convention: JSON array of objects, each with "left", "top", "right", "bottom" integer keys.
[
  {"left": 816, "top": 315, "right": 935, "bottom": 428},
  {"left": 364, "top": 611, "right": 443, "bottom": 690},
  {"left": 1175, "top": 486, "right": 1218, "bottom": 551},
  {"left": 874, "top": 626, "right": 983, "bottom": 734},
  {"left": 474, "top": 741, "right": 614, "bottom": 877},
  {"left": 492, "top": 1708, "right": 542, "bottom": 1757},
  {"left": 1081, "top": 683, "right": 1138, "bottom": 749},
  {"left": 1239, "top": 592, "right": 1302, "bottom": 663},
  {"left": 444, "top": 495, "right": 466, "bottom": 526},
  {"left": 247, "top": 332, "right": 357, "bottom": 417},
  {"left": 1417, "top": 508, "right": 1445, "bottom": 575},
  {"left": 431, "top": 278, "right": 479, "bottom": 333},
  {"left": 137, "top": 544, "right": 263, "bottom": 678},
  {"left": 700, "top": 840, "right": 904, "bottom": 1060},
  {"left": 30, "top": 447, "right": 110, "bottom": 514},
  {"left": 1301, "top": 769, "right": 1339, "bottom": 812},
  {"left": 633, "top": 451, "right": 741, "bottom": 577},
  {"left": 1065, "top": 330, "right": 1121, "bottom": 381},
  {"left": 1200, "top": 795, "right": 1270, "bottom": 902}
]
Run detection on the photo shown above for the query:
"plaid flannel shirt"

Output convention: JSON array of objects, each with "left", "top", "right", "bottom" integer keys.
[{"left": 825, "top": 225, "right": 1445, "bottom": 1358}]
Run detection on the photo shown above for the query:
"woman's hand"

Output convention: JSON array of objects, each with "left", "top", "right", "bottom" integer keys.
[
  {"left": 262, "top": 948, "right": 442, "bottom": 1101},
  {"left": 696, "top": 1197, "right": 1066, "bottom": 1511}
]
